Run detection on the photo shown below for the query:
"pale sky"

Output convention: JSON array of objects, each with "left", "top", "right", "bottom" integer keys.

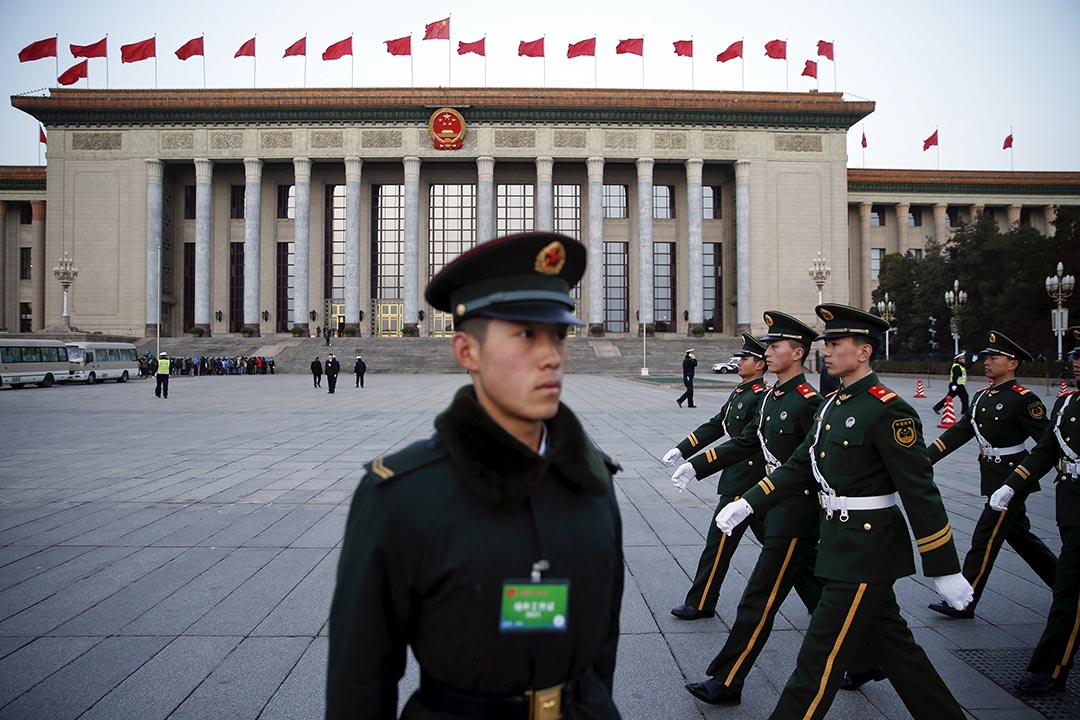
[{"left": 1, "top": 0, "right": 1078, "bottom": 172}]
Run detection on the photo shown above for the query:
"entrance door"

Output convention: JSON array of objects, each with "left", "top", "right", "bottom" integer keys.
[
  {"left": 324, "top": 300, "right": 345, "bottom": 335},
  {"left": 374, "top": 301, "right": 404, "bottom": 337}
]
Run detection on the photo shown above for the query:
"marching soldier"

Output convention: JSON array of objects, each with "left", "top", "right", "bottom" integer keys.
[
  {"left": 716, "top": 304, "right": 971, "bottom": 720},
  {"left": 989, "top": 326, "right": 1080, "bottom": 695},
  {"left": 676, "top": 311, "right": 825, "bottom": 706},
  {"left": 927, "top": 331, "right": 1056, "bottom": 618},
  {"left": 662, "top": 333, "right": 769, "bottom": 621}
]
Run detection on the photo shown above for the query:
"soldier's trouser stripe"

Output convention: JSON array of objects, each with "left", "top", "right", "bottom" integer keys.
[
  {"left": 1053, "top": 599, "right": 1080, "bottom": 679},
  {"left": 971, "top": 508, "right": 1009, "bottom": 595},
  {"left": 724, "top": 538, "right": 798, "bottom": 686},
  {"left": 699, "top": 533, "right": 729, "bottom": 611},
  {"left": 804, "top": 582, "right": 868, "bottom": 720}
]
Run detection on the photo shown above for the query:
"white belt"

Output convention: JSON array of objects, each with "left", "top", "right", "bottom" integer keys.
[
  {"left": 818, "top": 492, "right": 899, "bottom": 522},
  {"left": 979, "top": 443, "right": 1026, "bottom": 461},
  {"left": 1060, "top": 459, "right": 1080, "bottom": 478}
]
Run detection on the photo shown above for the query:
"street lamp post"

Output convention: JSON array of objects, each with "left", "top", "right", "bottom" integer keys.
[
  {"left": 808, "top": 254, "right": 831, "bottom": 306},
  {"left": 944, "top": 279, "right": 967, "bottom": 357},
  {"left": 52, "top": 251, "right": 79, "bottom": 329},
  {"left": 1046, "top": 262, "right": 1076, "bottom": 361},
  {"left": 876, "top": 292, "right": 896, "bottom": 360}
]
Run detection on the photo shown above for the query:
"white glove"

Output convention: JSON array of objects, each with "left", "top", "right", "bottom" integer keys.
[
  {"left": 672, "top": 462, "right": 696, "bottom": 491},
  {"left": 715, "top": 498, "right": 753, "bottom": 535},
  {"left": 663, "top": 448, "right": 684, "bottom": 466},
  {"left": 989, "top": 485, "right": 1015, "bottom": 512},
  {"left": 932, "top": 573, "right": 974, "bottom": 611}
]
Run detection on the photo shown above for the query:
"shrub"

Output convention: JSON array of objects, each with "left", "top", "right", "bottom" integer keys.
[
  {"left": 402, "top": 324, "right": 420, "bottom": 337},
  {"left": 644, "top": 323, "right": 656, "bottom": 337},
  {"left": 343, "top": 326, "right": 358, "bottom": 337},
  {"left": 588, "top": 323, "right": 605, "bottom": 337},
  {"left": 289, "top": 326, "right": 305, "bottom": 337},
  {"left": 691, "top": 326, "right": 706, "bottom": 337},
  {"left": 189, "top": 326, "right": 205, "bottom": 337},
  {"left": 240, "top": 326, "right": 255, "bottom": 337}
]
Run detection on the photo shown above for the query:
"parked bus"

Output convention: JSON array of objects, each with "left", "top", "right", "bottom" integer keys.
[
  {"left": 65, "top": 341, "right": 139, "bottom": 383},
  {"left": 0, "top": 338, "right": 71, "bottom": 388}
]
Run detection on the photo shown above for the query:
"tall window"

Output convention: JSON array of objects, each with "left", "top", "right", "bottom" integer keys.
[
  {"left": 703, "top": 242, "right": 722, "bottom": 332},
  {"left": 19, "top": 247, "right": 32, "bottom": 280},
  {"left": 870, "top": 204, "right": 885, "bottom": 227},
  {"left": 703, "top": 186, "right": 722, "bottom": 219},
  {"left": 183, "top": 243, "right": 195, "bottom": 331},
  {"left": 277, "top": 185, "right": 295, "bottom": 219},
  {"left": 372, "top": 185, "right": 405, "bottom": 299},
  {"left": 229, "top": 242, "right": 244, "bottom": 332},
  {"left": 230, "top": 185, "right": 245, "bottom": 219},
  {"left": 603, "top": 184, "right": 628, "bottom": 219},
  {"left": 603, "top": 241, "right": 629, "bottom": 332},
  {"left": 653, "top": 241, "right": 676, "bottom": 330},
  {"left": 324, "top": 185, "right": 346, "bottom": 302},
  {"left": 19, "top": 204, "right": 32, "bottom": 224},
  {"left": 907, "top": 207, "right": 923, "bottom": 227},
  {"left": 554, "top": 184, "right": 583, "bottom": 324},
  {"left": 276, "top": 242, "right": 294, "bottom": 331},
  {"left": 183, "top": 185, "right": 196, "bottom": 220},
  {"left": 653, "top": 185, "right": 675, "bottom": 219},
  {"left": 907, "top": 248, "right": 924, "bottom": 260},
  {"left": 19, "top": 302, "right": 31, "bottom": 332},
  {"left": 871, "top": 248, "right": 885, "bottom": 280},
  {"left": 430, "top": 184, "right": 478, "bottom": 274},
  {"left": 496, "top": 184, "right": 533, "bottom": 235}
]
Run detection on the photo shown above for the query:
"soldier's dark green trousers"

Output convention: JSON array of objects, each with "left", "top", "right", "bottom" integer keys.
[
  {"left": 683, "top": 494, "right": 766, "bottom": 613},
  {"left": 962, "top": 491, "right": 1058, "bottom": 611},
  {"left": 770, "top": 581, "right": 965, "bottom": 720},
  {"left": 1028, "top": 525, "right": 1080, "bottom": 680}
]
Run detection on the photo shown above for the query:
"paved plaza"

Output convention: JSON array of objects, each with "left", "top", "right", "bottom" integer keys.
[{"left": 0, "top": 370, "right": 1074, "bottom": 719}]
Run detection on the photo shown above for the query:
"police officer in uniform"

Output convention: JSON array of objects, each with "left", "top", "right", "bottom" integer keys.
[
  {"left": 927, "top": 330, "right": 1056, "bottom": 618},
  {"left": 662, "top": 333, "right": 769, "bottom": 621},
  {"left": 716, "top": 303, "right": 971, "bottom": 720},
  {"left": 677, "top": 311, "right": 825, "bottom": 706},
  {"left": 154, "top": 351, "right": 170, "bottom": 399},
  {"left": 934, "top": 351, "right": 970, "bottom": 415},
  {"left": 327, "top": 232, "right": 624, "bottom": 719},
  {"left": 676, "top": 349, "right": 698, "bottom": 408},
  {"left": 990, "top": 326, "right": 1080, "bottom": 695}
]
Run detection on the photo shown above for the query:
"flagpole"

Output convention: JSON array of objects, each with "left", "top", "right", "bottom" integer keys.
[
  {"left": 253, "top": 34, "right": 258, "bottom": 88},
  {"left": 201, "top": 34, "right": 206, "bottom": 89},
  {"left": 105, "top": 33, "right": 110, "bottom": 88},
  {"left": 1010, "top": 125, "right": 1014, "bottom": 171},
  {"left": 447, "top": 13, "right": 452, "bottom": 87},
  {"left": 936, "top": 128, "right": 940, "bottom": 171},
  {"left": 410, "top": 34, "right": 414, "bottom": 87},
  {"left": 691, "top": 35, "right": 695, "bottom": 90},
  {"left": 741, "top": 37, "right": 745, "bottom": 91},
  {"left": 785, "top": 37, "right": 789, "bottom": 91},
  {"left": 832, "top": 40, "right": 838, "bottom": 92},
  {"left": 544, "top": 35, "right": 547, "bottom": 88},
  {"left": 304, "top": 34, "right": 308, "bottom": 88},
  {"left": 351, "top": 35, "right": 355, "bottom": 87},
  {"left": 593, "top": 36, "right": 598, "bottom": 88},
  {"left": 54, "top": 34, "right": 59, "bottom": 86},
  {"left": 484, "top": 35, "right": 488, "bottom": 87},
  {"left": 154, "top": 34, "right": 159, "bottom": 89}
]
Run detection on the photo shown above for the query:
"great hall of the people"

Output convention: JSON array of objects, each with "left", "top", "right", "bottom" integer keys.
[{"left": 1, "top": 87, "right": 1078, "bottom": 338}]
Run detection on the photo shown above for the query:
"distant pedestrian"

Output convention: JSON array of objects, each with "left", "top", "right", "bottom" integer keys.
[
  {"left": 677, "top": 348, "right": 698, "bottom": 408},
  {"left": 933, "top": 352, "right": 970, "bottom": 415},
  {"left": 324, "top": 326, "right": 332, "bottom": 347},
  {"left": 354, "top": 355, "right": 367, "bottom": 388},
  {"left": 311, "top": 356, "right": 323, "bottom": 388},
  {"left": 325, "top": 353, "right": 340, "bottom": 394},
  {"left": 154, "top": 351, "right": 170, "bottom": 399}
]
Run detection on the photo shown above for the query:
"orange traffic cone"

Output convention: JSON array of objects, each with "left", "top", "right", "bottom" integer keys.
[
  {"left": 1060, "top": 379, "right": 1070, "bottom": 397},
  {"left": 938, "top": 396, "right": 956, "bottom": 429},
  {"left": 914, "top": 380, "right": 926, "bottom": 399}
]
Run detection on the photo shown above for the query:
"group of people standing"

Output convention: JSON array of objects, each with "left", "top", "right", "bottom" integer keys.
[
  {"left": 311, "top": 354, "right": 366, "bottom": 393},
  {"left": 141, "top": 353, "right": 275, "bottom": 377}
]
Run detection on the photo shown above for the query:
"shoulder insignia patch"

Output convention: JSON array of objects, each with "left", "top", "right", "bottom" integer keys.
[
  {"left": 364, "top": 437, "right": 448, "bottom": 484},
  {"left": 369, "top": 457, "right": 395, "bottom": 480},
  {"left": 796, "top": 383, "right": 817, "bottom": 399},
  {"left": 752, "top": 383, "right": 765, "bottom": 393},
  {"left": 1012, "top": 385, "right": 1031, "bottom": 395},
  {"left": 1029, "top": 401, "right": 1046, "bottom": 419},
  {"left": 892, "top": 417, "right": 917, "bottom": 447},
  {"left": 868, "top": 385, "right": 898, "bottom": 403}
]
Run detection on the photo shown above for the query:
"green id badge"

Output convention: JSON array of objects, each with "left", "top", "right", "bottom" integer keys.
[{"left": 499, "top": 580, "right": 570, "bottom": 633}]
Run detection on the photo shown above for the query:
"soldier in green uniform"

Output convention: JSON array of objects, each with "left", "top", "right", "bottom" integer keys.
[
  {"left": 678, "top": 311, "right": 825, "bottom": 706},
  {"left": 662, "top": 333, "right": 769, "bottom": 621},
  {"left": 989, "top": 326, "right": 1080, "bottom": 695},
  {"left": 716, "top": 303, "right": 971, "bottom": 720},
  {"left": 327, "top": 232, "right": 624, "bottom": 720},
  {"left": 926, "top": 330, "right": 1056, "bottom": 619}
]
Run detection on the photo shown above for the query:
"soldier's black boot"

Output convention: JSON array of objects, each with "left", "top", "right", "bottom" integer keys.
[
  {"left": 840, "top": 666, "right": 888, "bottom": 691},
  {"left": 670, "top": 604, "right": 712, "bottom": 621},
  {"left": 685, "top": 678, "right": 741, "bottom": 706},
  {"left": 928, "top": 600, "right": 974, "bottom": 619},
  {"left": 1015, "top": 671, "right": 1066, "bottom": 695}
]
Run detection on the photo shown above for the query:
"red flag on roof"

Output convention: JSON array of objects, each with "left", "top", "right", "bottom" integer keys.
[
  {"left": 817, "top": 40, "right": 834, "bottom": 60},
  {"left": 567, "top": 38, "right": 596, "bottom": 58},
  {"left": 616, "top": 38, "right": 644, "bottom": 56},
  {"left": 801, "top": 60, "right": 817, "bottom": 78},
  {"left": 673, "top": 40, "right": 692, "bottom": 57},
  {"left": 764, "top": 39, "right": 786, "bottom": 59},
  {"left": 71, "top": 38, "right": 107, "bottom": 59},
  {"left": 58, "top": 59, "right": 88, "bottom": 85},
  {"left": 40, "top": 125, "right": 47, "bottom": 145},
  {"left": 121, "top": 37, "right": 155, "bottom": 64},
  {"left": 424, "top": 18, "right": 450, "bottom": 40},
  {"left": 923, "top": 129, "right": 939, "bottom": 151},
  {"left": 235, "top": 37, "right": 255, "bottom": 58},
  {"left": 458, "top": 38, "right": 485, "bottom": 56},
  {"left": 323, "top": 37, "right": 352, "bottom": 61},
  {"left": 19, "top": 37, "right": 57, "bottom": 63},
  {"left": 1003, "top": 133, "right": 1014, "bottom": 150},
  {"left": 861, "top": 131, "right": 867, "bottom": 148},
  {"left": 518, "top": 38, "right": 544, "bottom": 57},
  {"left": 385, "top": 36, "right": 411, "bottom": 56},
  {"left": 283, "top": 37, "right": 306, "bottom": 58},
  {"left": 716, "top": 40, "right": 743, "bottom": 63},
  {"left": 175, "top": 36, "right": 204, "bottom": 61}
]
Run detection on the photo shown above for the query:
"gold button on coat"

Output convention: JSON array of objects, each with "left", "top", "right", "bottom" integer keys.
[{"left": 863, "top": 523, "right": 872, "bottom": 531}]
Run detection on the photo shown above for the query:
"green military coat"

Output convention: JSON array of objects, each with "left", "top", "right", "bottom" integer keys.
[
  {"left": 689, "top": 373, "right": 822, "bottom": 538},
  {"left": 676, "top": 376, "right": 768, "bottom": 496},
  {"left": 1007, "top": 389, "right": 1080, "bottom": 529},
  {"left": 327, "top": 386, "right": 623, "bottom": 719},
  {"left": 742, "top": 372, "right": 961, "bottom": 583},
  {"left": 928, "top": 380, "right": 1048, "bottom": 495}
]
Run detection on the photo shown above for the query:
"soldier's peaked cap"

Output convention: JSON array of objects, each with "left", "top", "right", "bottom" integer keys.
[
  {"left": 814, "top": 303, "right": 889, "bottom": 342},
  {"left": 982, "top": 330, "right": 1033, "bottom": 362},
  {"left": 1067, "top": 326, "right": 1080, "bottom": 357},
  {"left": 425, "top": 232, "right": 585, "bottom": 326},
  {"left": 733, "top": 332, "right": 768, "bottom": 359},
  {"left": 761, "top": 310, "right": 816, "bottom": 346}
]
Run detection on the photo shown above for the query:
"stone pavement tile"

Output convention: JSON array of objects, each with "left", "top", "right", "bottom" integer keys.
[
  {"left": 0, "top": 637, "right": 29, "bottom": 661},
  {"left": 185, "top": 548, "right": 329, "bottom": 636},
  {"left": 0, "top": 546, "right": 138, "bottom": 623},
  {"left": 147, "top": 504, "right": 240, "bottom": 547},
  {"left": 0, "top": 636, "right": 100, "bottom": 708},
  {"left": 614, "top": 632, "right": 707, "bottom": 720},
  {"left": 60, "top": 503, "right": 189, "bottom": 546},
  {"left": 667, "top": 631, "right": 778, "bottom": 719},
  {"left": 0, "top": 503, "right": 115, "bottom": 545},
  {"left": 932, "top": 623, "right": 1033, "bottom": 650},
  {"left": 998, "top": 623, "right": 1045, "bottom": 646},
  {"left": 0, "top": 503, "right": 77, "bottom": 533},
  {"left": 168, "top": 636, "right": 312, "bottom": 720},
  {"left": 272, "top": 489, "right": 322, "bottom": 504},
  {"left": 0, "top": 635, "right": 170, "bottom": 720},
  {"left": 260, "top": 637, "right": 327, "bottom": 720},
  {"left": 291, "top": 505, "right": 348, "bottom": 548},
  {"left": 911, "top": 627, "right": 1029, "bottom": 712},
  {"left": 252, "top": 550, "right": 338, "bottom": 637},
  {"left": 78, "top": 635, "right": 241, "bottom": 720},
  {"left": 0, "top": 546, "right": 94, "bottom": 592},
  {"left": 625, "top": 545, "right": 703, "bottom": 635},
  {"left": 241, "top": 504, "right": 333, "bottom": 548},
  {"left": 618, "top": 566, "right": 660, "bottom": 635},
  {"left": 617, "top": 500, "right": 662, "bottom": 547},
  {"left": 197, "top": 503, "right": 296, "bottom": 547},
  {"left": 119, "top": 547, "right": 274, "bottom": 635}
]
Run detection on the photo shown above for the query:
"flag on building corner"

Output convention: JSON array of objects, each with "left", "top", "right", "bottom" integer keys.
[
  {"left": 1003, "top": 133, "right": 1014, "bottom": 150},
  {"left": 458, "top": 38, "right": 485, "bottom": 56},
  {"left": 567, "top": 38, "right": 596, "bottom": 58},
  {"left": 518, "top": 38, "right": 544, "bottom": 57},
  {"left": 58, "top": 59, "right": 89, "bottom": 85},
  {"left": 801, "top": 60, "right": 817, "bottom": 78},
  {"left": 19, "top": 37, "right": 57, "bottom": 63},
  {"left": 673, "top": 40, "right": 692, "bottom": 57},
  {"left": 817, "top": 40, "right": 834, "bottom": 60},
  {"left": 235, "top": 37, "right": 256, "bottom": 58},
  {"left": 283, "top": 37, "right": 306, "bottom": 58},
  {"left": 175, "top": 36, "right": 204, "bottom": 61},
  {"left": 764, "top": 39, "right": 786, "bottom": 59},
  {"left": 923, "top": 129, "right": 939, "bottom": 151},
  {"left": 861, "top": 131, "right": 867, "bottom": 148},
  {"left": 323, "top": 37, "right": 352, "bottom": 61},
  {"left": 385, "top": 36, "right": 411, "bottom": 56},
  {"left": 121, "top": 37, "right": 156, "bottom": 64},
  {"left": 424, "top": 18, "right": 450, "bottom": 41},
  {"left": 71, "top": 38, "right": 107, "bottom": 59},
  {"left": 40, "top": 125, "right": 47, "bottom": 145},
  {"left": 717, "top": 40, "right": 742, "bottom": 63},
  {"left": 616, "top": 38, "right": 644, "bottom": 56}
]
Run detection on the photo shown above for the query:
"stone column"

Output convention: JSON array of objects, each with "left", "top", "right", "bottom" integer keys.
[
  {"left": 194, "top": 158, "right": 214, "bottom": 335},
  {"left": 859, "top": 202, "right": 872, "bottom": 310},
  {"left": 636, "top": 158, "right": 654, "bottom": 333},
  {"left": 1007, "top": 203, "right": 1022, "bottom": 227},
  {"left": 893, "top": 202, "right": 908, "bottom": 255},
  {"left": 145, "top": 160, "right": 164, "bottom": 337},
  {"left": 586, "top": 157, "right": 605, "bottom": 331},
  {"left": 535, "top": 156, "right": 554, "bottom": 232},
  {"left": 969, "top": 204, "right": 984, "bottom": 222},
  {"left": 476, "top": 156, "right": 495, "bottom": 244},
  {"left": 292, "top": 157, "right": 312, "bottom": 334},
  {"left": 31, "top": 201, "right": 45, "bottom": 331},
  {"left": 0, "top": 202, "right": 6, "bottom": 330},
  {"left": 344, "top": 157, "right": 363, "bottom": 333},
  {"left": 933, "top": 203, "right": 948, "bottom": 246},
  {"left": 734, "top": 160, "right": 751, "bottom": 333},
  {"left": 403, "top": 156, "right": 422, "bottom": 332},
  {"left": 242, "top": 158, "right": 264, "bottom": 336},
  {"left": 1046, "top": 205, "right": 1058, "bottom": 237},
  {"left": 685, "top": 159, "right": 704, "bottom": 334}
]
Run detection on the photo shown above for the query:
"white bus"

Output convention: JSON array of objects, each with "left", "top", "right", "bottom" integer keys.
[
  {"left": 65, "top": 341, "right": 139, "bottom": 383},
  {"left": 0, "top": 338, "right": 71, "bottom": 388}
]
